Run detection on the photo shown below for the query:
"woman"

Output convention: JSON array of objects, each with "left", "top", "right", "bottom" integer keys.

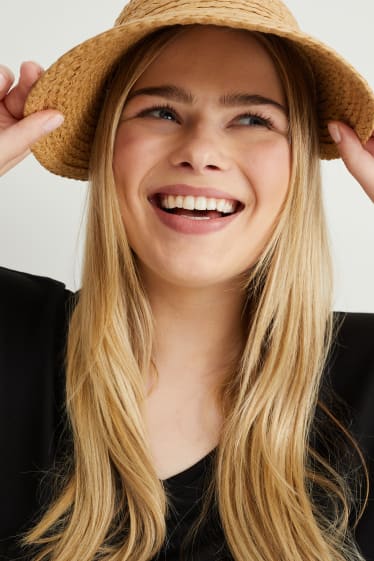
[{"left": 0, "top": 1, "right": 374, "bottom": 560}]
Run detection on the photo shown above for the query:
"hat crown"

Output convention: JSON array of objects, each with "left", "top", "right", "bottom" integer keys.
[{"left": 115, "top": 0, "right": 299, "bottom": 30}]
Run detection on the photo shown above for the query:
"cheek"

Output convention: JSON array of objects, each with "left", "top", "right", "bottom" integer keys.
[
  {"left": 238, "top": 137, "right": 291, "bottom": 268},
  {"left": 113, "top": 127, "right": 145, "bottom": 184},
  {"left": 244, "top": 138, "right": 291, "bottom": 209},
  {"left": 113, "top": 124, "right": 166, "bottom": 192}
]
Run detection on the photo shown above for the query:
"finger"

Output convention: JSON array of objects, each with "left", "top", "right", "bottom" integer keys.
[
  {"left": 363, "top": 135, "right": 374, "bottom": 158},
  {"left": 0, "top": 65, "right": 15, "bottom": 100},
  {"left": 0, "top": 150, "right": 30, "bottom": 176},
  {"left": 328, "top": 121, "right": 374, "bottom": 201},
  {"left": 0, "top": 110, "right": 64, "bottom": 176},
  {"left": 4, "top": 61, "right": 43, "bottom": 120}
]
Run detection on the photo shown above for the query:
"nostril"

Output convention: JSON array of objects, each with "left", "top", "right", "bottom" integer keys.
[
  {"left": 177, "top": 162, "right": 219, "bottom": 170},
  {"left": 207, "top": 164, "right": 219, "bottom": 170}
]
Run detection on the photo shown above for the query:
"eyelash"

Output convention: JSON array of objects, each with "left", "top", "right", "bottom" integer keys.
[{"left": 136, "top": 103, "right": 275, "bottom": 129}]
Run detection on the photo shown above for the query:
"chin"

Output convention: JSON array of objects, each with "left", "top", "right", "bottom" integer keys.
[{"left": 147, "top": 261, "right": 246, "bottom": 290}]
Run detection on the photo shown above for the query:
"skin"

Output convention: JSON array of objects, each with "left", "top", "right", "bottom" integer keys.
[
  {"left": 0, "top": 28, "right": 373, "bottom": 478},
  {"left": 112, "top": 26, "right": 293, "bottom": 476},
  {"left": 113, "top": 26, "right": 291, "bottom": 290}
]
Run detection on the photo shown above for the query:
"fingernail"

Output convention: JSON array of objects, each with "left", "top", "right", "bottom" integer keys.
[
  {"left": 0, "top": 72, "right": 6, "bottom": 88},
  {"left": 24, "top": 61, "right": 44, "bottom": 77},
  {"left": 43, "top": 114, "right": 64, "bottom": 133},
  {"left": 328, "top": 123, "right": 342, "bottom": 144}
]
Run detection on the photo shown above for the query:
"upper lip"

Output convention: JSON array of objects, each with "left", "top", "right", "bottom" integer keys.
[{"left": 148, "top": 184, "right": 243, "bottom": 204}]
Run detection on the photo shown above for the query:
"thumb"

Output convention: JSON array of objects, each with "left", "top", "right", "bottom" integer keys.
[{"left": 328, "top": 121, "right": 374, "bottom": 194}]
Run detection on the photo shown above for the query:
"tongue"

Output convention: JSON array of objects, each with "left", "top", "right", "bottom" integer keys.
[{"left": 172, "top": 208, "right": 223, "bottom": 218}]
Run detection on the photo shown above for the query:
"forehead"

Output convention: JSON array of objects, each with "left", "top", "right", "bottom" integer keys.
[{"left": 133, "top": 25, "right": 285, "bottom": 104}]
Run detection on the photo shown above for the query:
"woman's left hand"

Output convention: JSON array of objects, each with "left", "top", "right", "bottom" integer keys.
[{"left": 328, "top": 121, "right": 374, "bottom": 203}]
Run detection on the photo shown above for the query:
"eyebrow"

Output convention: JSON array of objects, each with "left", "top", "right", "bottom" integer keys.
[{"left": 126, "top": 84, "right": 288, "bottom": 115}]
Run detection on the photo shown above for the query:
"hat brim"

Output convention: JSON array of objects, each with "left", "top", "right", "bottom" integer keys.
[{"left": 24, "top": 13, "right": 374, "bottom": 180}]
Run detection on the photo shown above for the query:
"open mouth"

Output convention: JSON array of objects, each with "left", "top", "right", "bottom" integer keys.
[{"left": 150, "top": 193, "right": 244, "bottom": 220}]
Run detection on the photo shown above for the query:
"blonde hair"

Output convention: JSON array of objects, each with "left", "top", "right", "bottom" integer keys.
[{"left": 24, "top": 25, "right": 367, "bottom": 561}]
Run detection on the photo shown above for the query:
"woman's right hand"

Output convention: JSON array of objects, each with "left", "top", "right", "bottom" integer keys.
[{"left": 0, "top": 61, "right": 64, "bottom": 176}]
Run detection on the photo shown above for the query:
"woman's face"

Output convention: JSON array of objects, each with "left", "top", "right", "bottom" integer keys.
[{"left": 113, "top": 25, "right": 291, "bottom": 289}]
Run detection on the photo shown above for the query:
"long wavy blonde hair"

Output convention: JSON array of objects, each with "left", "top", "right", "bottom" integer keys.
[{"left": 24, "top": 24, "right": 367, "bottom": 561}]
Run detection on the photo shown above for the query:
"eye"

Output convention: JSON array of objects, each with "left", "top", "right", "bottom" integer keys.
[
  {"left": 136, "top": 104, "right": 179, "bottom": 122},
  {"left": 234, "top": 112, "right": 274, "bottom": 129}
]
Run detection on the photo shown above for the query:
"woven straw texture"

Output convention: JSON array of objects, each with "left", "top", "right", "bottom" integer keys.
[{"left": 24, "top": 0, "right": 374, "bottom": 180}]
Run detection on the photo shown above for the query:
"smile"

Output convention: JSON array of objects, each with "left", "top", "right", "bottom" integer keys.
[
  {"left": 149, "top": 192, "right": 244, "bottom": 235},
  {"left": 159, "top": 194, "right": 239, "bottom": 217}
]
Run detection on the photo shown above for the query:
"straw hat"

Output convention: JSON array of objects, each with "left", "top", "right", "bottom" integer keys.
[{"left": 24, "top": 0, "right": 374, "bottom": 180}]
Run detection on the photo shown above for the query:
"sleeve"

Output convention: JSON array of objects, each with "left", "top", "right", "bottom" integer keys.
[
  {"left": 327, "top": 312, "right": 374, "bottom": 561},
  {"left": 0, "top": 267, "right": 74, "bottom": 559}
]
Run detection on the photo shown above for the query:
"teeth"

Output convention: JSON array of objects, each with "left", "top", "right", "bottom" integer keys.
[
  {"left": 195, "top": 196, "right": 207, "bottom": 211},
  {"left": 207, "top": 198, "right": 216, "bottom": 211},
  {"left": 159, "top": 194, "right": 237, "bottom": 213},
  {"left": 175, "top": 195, "right": 184, "bottom": 208},
  {"left": 183, "top": 196, "right": 195, "bottom": 210},
  {"left": 184, "top": 215, "right": 211, "bottom": 220},
  {"left": 216, "top": 199, "right": 226, "bottom": 212}
]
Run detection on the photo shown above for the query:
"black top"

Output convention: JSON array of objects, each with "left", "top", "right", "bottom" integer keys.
[{"left": 0, "top": 266, "right": 373, "bottom": 561}]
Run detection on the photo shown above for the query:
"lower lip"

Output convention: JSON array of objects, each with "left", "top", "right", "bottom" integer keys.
[{"left": 151, "top": 203, "right": 241, "bottom": 235}]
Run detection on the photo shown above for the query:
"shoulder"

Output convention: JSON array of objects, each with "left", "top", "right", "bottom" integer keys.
[
  {"left": 0, "top": 264, "right": 73, "bottom": 311},
  {"left": 331, "top": 311, "right": 374, "bottom": 357},
  {"left": 328, "top": 311, "right": 374, "bottom": 409},
  {"left": 0, "top": 267, "right": 75, "bottom": 550},
  {"left": 318, "top": 313, "right": 374, "bottom": 557},
  {"left": 325, "top": 311, "right": 374, "bottom": 461},
  {"left": 0, "top": 264, "right": 75, "bottom": 341},
  {"left": 0, "top": 265, "right": 75, "bottom": 376},
  {"left": 326, "top": 311, "right": 374, "bottom": 434},
  {"left": 327, "top": 313, "right": 374, "bottom": 557}
]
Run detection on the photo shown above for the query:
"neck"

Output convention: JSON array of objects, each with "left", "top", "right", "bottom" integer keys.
[{"left": 141, "top": 269, "right": 246, "bottom": 398}]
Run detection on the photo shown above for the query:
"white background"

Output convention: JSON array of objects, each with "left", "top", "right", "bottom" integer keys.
[{"left": 0, "top": 1, "right": 373, "bottom": 310}]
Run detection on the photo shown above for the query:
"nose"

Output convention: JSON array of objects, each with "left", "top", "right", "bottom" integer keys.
[{"left": 169, "top": 124, "right": 231, "bottom": 174}]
